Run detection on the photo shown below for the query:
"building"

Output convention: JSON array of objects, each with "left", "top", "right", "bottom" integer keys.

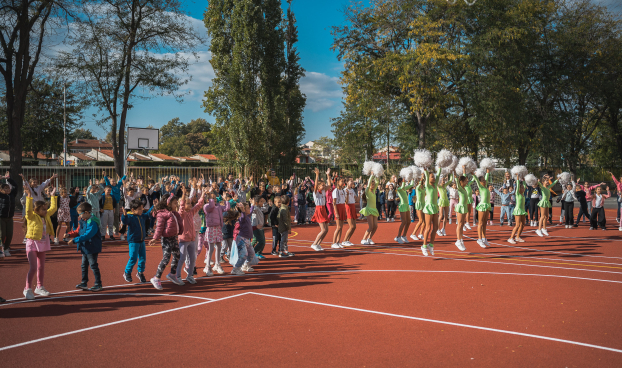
[
  {"left": 84, "top": 149, "right": 115, "bottom": 161},
  {"left": 372, "top": 146, "right": 402, "bottom": 163},
  {"left": 190, "top": 154, "right": 219, "bottom": 163},
  {"left": 68, "top": 139, "right": 112, "bottom": 154},
  {"left": 148, "top": 153, "right": 179, "bottom": 162}
]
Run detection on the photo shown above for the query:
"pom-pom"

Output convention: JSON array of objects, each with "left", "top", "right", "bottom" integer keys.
[
  {"left": 410, "top": 166, "right": 422, "bottom": 182},
  {"left": 557, "top": 172, "right": 571, "bottom": 185},
  {"left": 525, "top": 174, "right": 538, "bottom": 186},
  {"left": 474, "top": 168, "right": 485, "bottom": 179},
  {"left": 436, "top": 149, "right": 453, "bottom": 168},
  {"left": 480, "top": 157, "right": 496, "bottom": 172},
  {"left": 448, "top": 155, "right": 459, "bottom": 172},
  {"left": 511, "top": 165, "right": 528, "bottom": 180},
  {"left": 414, "top": 149, "right": 433, "bottom": 168},
  {"left": 362, "top": 161, "right": 374, "bottom": 176},
  {"left": 372, "top": 162, "right": 384, "bottom": 178},
  {"left": 456, "top": 157, "right": 476, "bottom": 175},
  {"left": 400, "top": 167, "right": 413, "bottom": 181},
  {"left": 440, "top": 166, "right": 453, "bottom": 177}
]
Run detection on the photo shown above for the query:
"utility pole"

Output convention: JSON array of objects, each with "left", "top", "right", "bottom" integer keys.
[{"left": 63, "top": 84, "right": 67, "bottom": 167}]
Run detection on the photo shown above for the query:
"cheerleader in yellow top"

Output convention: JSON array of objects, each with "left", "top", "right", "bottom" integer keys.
[{"left": 360, "top": 174, "right": 379, "bottom": 245}]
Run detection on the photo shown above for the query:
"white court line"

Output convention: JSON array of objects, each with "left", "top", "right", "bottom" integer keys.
[
  {"left": 247, "top": 292, "right": 622, "bottom": 354},
  {"left": 0, "top": 292, "right": 214, "bottom": 307},
  {"left": 0, "top": 292, "right": 249, "bottom": 352}
]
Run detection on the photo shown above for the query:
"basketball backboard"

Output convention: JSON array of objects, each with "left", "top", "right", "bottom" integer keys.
[{"left": 127, "top": 127, "right": 159, "bottom": 150}]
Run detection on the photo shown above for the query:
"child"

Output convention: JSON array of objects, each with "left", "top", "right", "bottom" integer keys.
[
  {"left": 68, "top": 203, "right": 103, "bottom": 291},
  {"left": 590, "top": 186, "right": 611, "bottom": 230},
  {"left": 104, "top": 172, "right": 127, "bottom": 237},
  {"left": 278, "top": 195, "right": 294, "bottom": 257},
  {"left": 23, "top": 187, "right": 58, "bottom": 299},
  {"left": 251, "top": 196, "right": 269, "bottom": 259},
  {"left": 204, "top": 188, "right": 229, "bottom": 275},
  {"left": 0, "top": 171, "right": 18, "bottom": 257},
  {"left": 269, "top": 196, "right": 282, "bottom": 255},
  {"left": 175, "top": 186, "right": 205, "bottom": 283},
  {"left": 86, "top": 179, "right": 104, "bottom": 220},
  {"left": 55, "top": 187, "right": 72, "bottom": 245},
  {"left": 310, "top": 168, "right": 332, "bottom": 250},
  {"left": 573, "top": 180, "right": 589, "bottom": 228},
  {"left": 120, "top": 199, "right": 153, "bottom": 283},
  {"left": 149, "top": 193, "right": 184, "bottom": 290},
  {"left": 494, "top": 186, "right": 514, "bottom": 226},
  {"left": 231, "top": 202, "right": 256, "bottom": 274},
  {"left": 99, "top": 186, "right": 117, "bottom": 241}
]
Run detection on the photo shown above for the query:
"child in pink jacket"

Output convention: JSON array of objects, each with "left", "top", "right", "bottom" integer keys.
[
  {"left": 175, "top": 186, "right": 205, "bottom": 284},
  {"left": 149, "top": 193, "right": 184, "bottom": 290},
  {"left": 202, "top": 188, "right": 230, "bottom": 276}
]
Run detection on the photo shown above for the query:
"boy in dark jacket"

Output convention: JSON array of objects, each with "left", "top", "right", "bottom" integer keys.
[
  {"left": 68, "top": 203, "right": 103, "bottom": 292},
  {"left": 278, "top": 195, "right": 294, "bottom": 257},
  {"left": 269, "top": 196, "right": 282, "bottom": 255},
  {"left": 120, "top": 199, "right": 153, "bottom": 283},
  {"left": 573, "top": 186, "right": 589, "bottom": 227},
  {"left": 0, "top": 172, "right": 18, "bottom": 257}
]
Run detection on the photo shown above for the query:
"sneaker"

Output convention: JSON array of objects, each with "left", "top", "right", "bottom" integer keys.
[
  {"left": 465, "top": 223, "right": 471, "bottom": 230},
  {"left": 231, "top": 268, "right": 245, "bottom": 275},
  {"left": 342, "top": 241, "right": 353, "bottom": 247},
  {"left": 472, "top": 223, "right": 477, "bottom": 227},
  {"left": 212, "top": 264, "right": 225, "bottom": 275},
  {"left": 602, "top": 228, "right": 607, "bottom": 231},
  {"left": 54, "top": 237, "right": 59, "bottom": 245},
  {"left": 421, "top": 245, "right": 429, "bottom": 256},
  {"left": 387, "top": 218, "right": 390, "bottom": 222},
  {"left": 257, "top": 254, "right": 266, "bottom": 259},
  {"left": 243, "top": 265, "right": 255, "bottom": 272},
  {"left": 186, "top": 275, "right": 197, "bottom": 284},
  {"left": 589, "top": 227, "right": 594, "bottom": 230},
  {"left": 477, "top": 239, "right": 486, "bottom": 248},
  {"left": 136, "top": 272, "right": 147, "bottom": 283},
  {"left": 120, "top": 235, "right": 125, "bottom": 241},
  {"left": 311, "top": 244, "right": 323, "bottom": 251},
  {"left": 271, "top": 251, "right": 278, "bottom": 256},
  {"left": 368, "top": 239, "right": 375, "bottom": 245},
  {"left": 34, "top": 286, "right": 50, "bottom": 296},
  {"left": 331, "top": 243, "right": 341, "bottom": 249},
  {"left": 542, "top": 229, "right": 549, "bottom": 236},
  {"left": 395, "top": 237, "right": 404, "bottom": 244},
  {"left": 442, "top": 228, "right": 447, "bottom": 236},
  {"left": 361, "top": 239, "right": 369, "bottom": 245},
  {"left": 418, "top": 234, "right": 424, "bottom": 240},
  {"left": 23, "top": 288, "right": 35, "bottom": 300},
  {"left": 109, "top": 236, "right": 116, "bottom": 241},
  {"left": 203, "top": 267, "right": 213, "bottom": 276},
  {"left": 286, "top": 252, "right": 295, "bottom": 257},
  {"left": 123, "top": 272, "right": 132, "bottom": 283},
  {"left": 618, "top": 227, "right": 622, "bottom": 232},
  {"left": 573, "top": 224, "right": 579, "bottom": 228},
  {"left": 76, "top": 283, "right": 89, "bottom": 290},
  {"left": 463, "top": 225, "right": 467, "bottom": 232},
  {"left": 455, "top": 240, "right": 466, "bottom": 251},
  {"left": 279, "top": 252, "right": 287, "bottom": 257},
  {"left": 90, "top": 285, "right": 103, "bottom": 292},
  {"left": 1, "top": 249, "right": 7, "bottom": 257},
  {"left": 166, "top": 273, "right": 184, "bottom": 286},
  {"left": 436, "top": 230, "right": 442, "bottom": 237},
  {"left": 508, "top": 238, "right": 517, "bottom": 244},
  {"left": 23, "top": 238, "right": 27, "bottom": 243},
  {"left": 150, "top": 277, "right": 163, "bottom": 290},
  {"left": 428, "top": 244, "right": 434, "bottom": 256},
  {"left": 410, "top": 234, "right": 418, "bottom": 241},
  {"left": 516, "top": 237, "right": 525, "bottom": 243},
  {"left": 449, "top": 218, "right": 452, "bottom": 224},
  {"left": 483, "top": 239, "right": 490, "bottom": 246},
  {"left": 401, "top": 236, "right": 409, "bottom": 243},
  {"left": 535, "top": 229, "right": 543, "bottom": 237},
  {"left": 508, "top": 223, "right": 513, "bottom": 227}
]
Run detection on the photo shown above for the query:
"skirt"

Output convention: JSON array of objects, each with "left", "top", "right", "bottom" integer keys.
[
  {"left": 346, "top": 203, "right": 357, "bottom": 220},
  {"left": 513, "top": 206, "right": 528, "bottom": 216},
  {"left": 57, "top": 207, "right": 71, "bottom": 223},
  {"left": 454, "top": 204, "right": 468, "bottom": 215},
  {"left": 476, "top": 202, "right": 492, "bottom": 212},
  {"left": 312, "top": 205, "right": 330, "bottom": 223},
  {"left": 398, "top": 203, "right": 409, "bottom": 213},
  {"left": 359, "top": 205, "right": 379, "bottom": 217},
  {"left": 438, "top": 198, "right": 449, "bottom": 207},
  {"left": 415, "top": 202, "right": 424, "bottom": 211},
  {"left": 335, "top": 203, "right": 347, "bottom": 220},
  {"left": 423, "top": 203, "right": 439, "bottom": 215},
  {"left": 206, "top": 226, "right": 223, "bottom": 243},
  {"left": 537, "top": 198, "right": 552, "bottom": 208}
]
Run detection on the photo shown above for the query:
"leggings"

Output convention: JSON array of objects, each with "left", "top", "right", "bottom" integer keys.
[
  {"left": 386, "top": 200, "right": 396, "bottom": 219},
  {"left": 221, "top": 238, "right": 233, "bottom": 257},
  {"left": 562, "top": 201, "right": 574, "bottom": 225},
  {"left": 26, "top": 251, "right": 46, "bottom": 289},
  {"left": 176, "top": 240, "right": 197, "bottom": 279},
  {"left": 326, "top": 203, "right": 334, "bottom": 221},
  {"left": 529, "top": 200, "right": 539, "bottom": 221},
  {"left": 156, "top": 236, "right": 180, "bottom": 278},
  {"left": 448, "top": 199, "right": 458, "bottom": 219},
  {"left": 489, "top": 205, "right": 494, "bottom": 221}
]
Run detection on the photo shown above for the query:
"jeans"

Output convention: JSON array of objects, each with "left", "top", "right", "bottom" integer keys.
[
  {"left": 100, "top": 210, "right": 114, "bottom": 236},
  {"left": 499, "top": 206, "right": 511, "bottom": 224},
  {"left": 576, "top": 202, "right": 589, "bottom": 224},
  {"left": 234, "top": 237, "right": 251, "bottom": 268},
  {"left": 125, "top": 242, "right": 147, "bottom": 274},
  {"left": 409, "top": 205, "right": 416, "bottom": 222},
  {"left": 176, "top": 240, "right": 197, "bottom": 279},
  {"left": 280, "top": 231, "right": 289, "bottom": 253},
  {"left": 590, "top": 207, "right": 606, "bottom": 229},
  {"left": 509, "top": 205, "right": 515, "bottom": 223},
  {"left": 0, "top": 217, "right": 14, "bottom": 251},
  {"left": 252, "top": 228, "right": 266, "bottom": 254},
  {"left": 271, "top": 227, "right": 282, "bottom": 253},
  {"left": 617, "top": 200, "right": 621, "bottom": 220},
  {"left": 81, "top": 253, "right": 102, "bottom": 286},
  {"left": 297, "top": 205, "right": 307, "bottom": 224}
]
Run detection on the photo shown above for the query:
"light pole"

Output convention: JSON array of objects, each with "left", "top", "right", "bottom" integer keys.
[{"left": 63, "top": 84, "right": 67, "bottom": 167}]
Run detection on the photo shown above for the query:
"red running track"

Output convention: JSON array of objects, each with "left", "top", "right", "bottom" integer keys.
[{"left": 1, "top": 207, "right": 622, "bottom": 367}]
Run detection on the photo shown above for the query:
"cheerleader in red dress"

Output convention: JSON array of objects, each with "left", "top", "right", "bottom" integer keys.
[
  {"left": 342, "top": 178, "right": 358, "bottom": 246},
  {"left": 330, "top": 177, "right": 347, "bottom": 249},
  {"left": 310, "top": 167, "right": 332, "bottom": 252}
]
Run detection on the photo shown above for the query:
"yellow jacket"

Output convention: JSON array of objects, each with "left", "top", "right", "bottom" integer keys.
[
  {"left": 25, "top": 196, "right": 58, "bottom": 241},
  {"left": 266, "top": 170, "right": 280, "bottom": 187}
]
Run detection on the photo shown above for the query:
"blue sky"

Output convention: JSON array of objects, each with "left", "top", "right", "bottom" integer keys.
[{"left": 79, "top": 0, "right": 620, "bottom": 143}]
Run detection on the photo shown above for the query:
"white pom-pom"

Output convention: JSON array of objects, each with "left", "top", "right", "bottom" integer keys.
[
  {"left": 475, "top": 168, "right": 485, "bottom": 178},
  {"left": 410, "top": 166, "right": 422, "bottom": 182},
  {"left": 480, "top": 157, "right": 496, "bottom": 172},
  {"left": 414, "top": 149, "right": 433, "bottom": 168},
  {"left": 440, "top": 166, "right": 453, "bottom": 177},
  {"left": 362, "top": 161, "right": 374, "bottom": 176},
  {"left": 525, "top": 174, "right": 537, "bottom": 186},
  {"left": 457, "top": 157, "right": 476, "bottom": 175},
  {"left": 436, "top": 149, "right": 453, "bottom": 168},
  {"left": 372, "top": 162, "right": 384, "bottom": 178},
  {"left": 400, "top": 167, "right": 413, "bottom": 181},
  {"left": 511, "top": 165, "right": 528, "bottom": 180},
  {"left": 557, "top": 172, "right": 571, "bottom": 185},
  {"left": 448, "top": 155, "right": 459, "bottom": 172}
]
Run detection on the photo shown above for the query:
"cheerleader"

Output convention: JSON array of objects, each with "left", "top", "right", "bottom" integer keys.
[
  {"left": 360, "top": 174, "right": 380, "bottom": 245},
  {"left": 453, "top": 167, "right": 469, "bottom": 251},
  {"left": 508, "top": 174, "right": 527, "bottom": 243},
  {"left": 331, "top": 177, "right": 347, "bottom": 248},
  {"left": 464, "top": 175, "right": 474, "bottom": 231},
  {"left": 342, "top": 178, "right": 358, "bottom": 246},
  {"left": 535, "top": 175, "right": 558, "bottom": 237},
  {"left": 448, "top": 182, "right": 458, "bottom": 224},
  {"left": 421, "top": 167, "right": 442, "bottom": 256},
  {"left": 474, "top": 169, "right": 492, "bottom": 248},
  {"left": 409, "top": 174, "right": 426, "bottom": 241},
  {"left": 394, "top": 178, "right": 414, "bottom": 243},
  {"left": 310, "top": 168, "right": 332, "bottom": 251},
  {"left": 436, "top": 175, "right": 450, "bottom": 237}
]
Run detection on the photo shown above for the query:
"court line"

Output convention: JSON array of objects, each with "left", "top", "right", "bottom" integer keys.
[
  {"left": 0, "top": 292, "right": 249, "bottom": 352},
  {"left": 0, "top": 292, "right": 214, "bottom": 307},
  {"left": 248, "top": 292, "right": 622, "bottom": 354}
]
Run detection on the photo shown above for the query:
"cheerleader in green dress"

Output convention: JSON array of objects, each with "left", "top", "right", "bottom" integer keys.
[
  {"left": 410, "top": 173, "right": 426, "bottom": 241},
  {"left": 464, "top": 176, "right": 474, "bottom": 230},
  {"left": 360, "top": 174, "right": 380, "bottom": 245},
  {"left": 509, "top": 173, "right": 527, "bottom": 244},
  {"left": 421, "top": 166, "right": 442, "bottom": 256},
  {"left": 475, "top": 168, "right": 492, "bottom": 248},
  {"left": 453, "top": 166, "right": 470, "bottom": 251},
  {"left": 437, "top": 174, "right": 450, "bottom": 237},
  {"left": 395, "top": 178, "right": 414, "bottom": 243},
  {"left": 536, "top": 174, "right": 558, "bottom": 237}
]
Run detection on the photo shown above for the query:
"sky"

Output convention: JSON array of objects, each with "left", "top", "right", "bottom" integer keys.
[{"left": 77, "top": 0, "right": 621, "bottom": 143}]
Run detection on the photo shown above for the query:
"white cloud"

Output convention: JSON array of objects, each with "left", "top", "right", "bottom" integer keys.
[{"left": 300, "top": 72, "right": 344, "bottom": 112}]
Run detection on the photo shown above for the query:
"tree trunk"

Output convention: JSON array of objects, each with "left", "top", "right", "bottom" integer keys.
[
  {"left": 415, "top": 112, "right": 426, "bottom": 148},
  {"left": 517, "top": 147, "right": 529, "bottom": 165}
]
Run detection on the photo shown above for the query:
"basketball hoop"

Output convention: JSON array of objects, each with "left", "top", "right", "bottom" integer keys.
[{"left": 447, "top": 0, "right": 477, "bottom": 5}]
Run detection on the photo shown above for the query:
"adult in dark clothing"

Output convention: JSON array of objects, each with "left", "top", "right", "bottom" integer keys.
[
  {"left": 574, "top": 187, "right": 589, "bottom": 227},
  {"left": 0, "top": 173, "right": 18, "bottom": 256}
]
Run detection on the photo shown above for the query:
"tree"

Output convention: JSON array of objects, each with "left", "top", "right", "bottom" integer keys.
[
  {"left": 0, "top": 0, "right": 73, "bottom": 181},
  {"left": 158, "top": 117, "right": 211, "bottom": 156},
  {"left": 71, "top": 128, "right": 96, "bottom": 140},
  {"left": 57, "top": 0, "right": 204, "bottom": 176}
]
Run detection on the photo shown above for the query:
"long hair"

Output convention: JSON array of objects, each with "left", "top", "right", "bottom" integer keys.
[{"left": 223, "top": 208, "right": 240, "bottom": 225}]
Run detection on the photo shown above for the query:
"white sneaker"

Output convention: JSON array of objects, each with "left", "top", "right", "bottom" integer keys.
[
  {"left": 387, "top": 218, "right": 390, "bottom": 222},
  {"left": 442, "top": 228, "right": 447, "bottom": 236},
  {"left": 186, "top": 275, "right": 197, "bottom": 284},
  {"left": 619, "top": 227, "right": 622, "bottom": 231},
  {"left": 23, "top": 238, "right": 27, "bottom": 244},
  {"left": 410, "top": 234, "right": 418, "bottom": 241},
  {"left": 120, "top": 235, "right": 125, "bottom": 241},
  {"left": 166, "top": 273, "right": 184, "bottom": 286},
  {"left": 428, "top": 244, "right": 434, "bottom": 256},
  {"left": 150, "top": 277, "right": 163, "bottom": 290},
  {"left": 449, "top": 218, "right": 452, "bottom": 224},
  {"left": 368, "top": 239, "right": 375, "bottom": 245},
  {"left": 23, "top": 288, "right": 35, "bottom": 300},
  {"left": 311, "top": 244, "right": 323, "bottom": 251},
  {"left": 421, "top": 245, "right": 429, "bottom": 256},
  {"left": 53, "top": 237, "right": 59, "bottom": 245},
  {"left": 242, "top": 264, "right": 255, "bottom": 272},
  {"left": 465, "top": 223, "right": 472, "bottom": 230},
  {"left": 477, "top": 239, "right": 486, "bottom": 248},
  {"left": 483, "top": 239, "right": 490, "bottom": 246},
  {"left": 231, "top": 267, "right": 245, "bottom": 275},
  {"left": 395, "top": 237, "right": 404, "bottom": 244},
  {"left": 418, "top": 234, "right": 424, "bottom": 240},
  {"left": 508, "top": 238, "right": 517, "bottom": 244},
  {"left": 535, "top": 229, "right": 543, "bottom": 237},
  {"left": 34, "top": 286, "right": 50, "bottom": 296},
  {"left": 3, "top": 249, "right": 10, "bottom": 257},
  {"left": 401, "top": 236, "right": 409, "bottom": 243},
  {"left": 463, "top": 225, "right": 467, "bottom": 231},
  {"left": 473, "top": 223, "right": 477, "bottom": 227},
  {"left": 455, "top": 240, "right": 466, "bottom": 251},
  {"left": 436, "top": 230, "right": 443, "bottom": 237},
  {"left": 542, "top": 229, "right": 549, "bottom": 236},
  {"left": 516, "top": 237, "right": 525, "bottom": 243},
  {"left": 331, "top": 243, "right": 341, "bottom": 249},
  {"left": 361, "top": 239, "right": 369, "bottom": 245},
  {"left": 203, "top": 267, "right": 213, "bottom": 276},
  {"left": 212, "top": 264, "right": 225, "bottom": 275}
]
